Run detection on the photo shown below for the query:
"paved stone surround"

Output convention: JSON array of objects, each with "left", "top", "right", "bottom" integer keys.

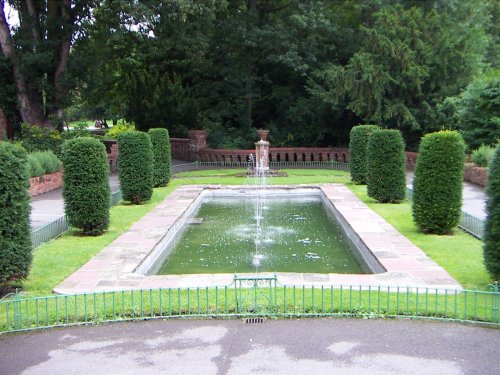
[{"left": 54, "top": 184, "right": 461, "bottom": 294}]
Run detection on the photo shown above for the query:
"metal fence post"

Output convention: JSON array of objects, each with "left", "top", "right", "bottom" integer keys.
[
  {"left": 13, "top": 289, "right": 21, "bottom": 331},
  {"left": 489, "top": 282, "right": 500, "bottom": 323}
]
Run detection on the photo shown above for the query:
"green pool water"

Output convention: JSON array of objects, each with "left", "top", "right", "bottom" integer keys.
[{"left": 156, "top": 196, "right": 367, "bottom": 274}]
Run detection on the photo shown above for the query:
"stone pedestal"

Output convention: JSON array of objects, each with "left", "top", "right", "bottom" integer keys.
[
  {"left": 255, "top": 129, "right": 270, "bottom": 170},
  {"left": 188, "top": 130, "right": 208, "bottom": 161}
]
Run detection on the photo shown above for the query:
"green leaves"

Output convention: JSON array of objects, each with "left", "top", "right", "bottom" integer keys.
[
  {"left": 0, "top": 142, "right": 32, "bottom": 283},
  {"left": 484, "top": 145, "right": 500, "bottom": 279},
  {"left": 456, "top": 71, "right": 500, "bottom": 149},
  {"left": 62, "top": 138, "right": 110, "bottom": 235},
  {"left": 412, "top": 131, "right": 466, "bottom": 234},
  {"left": 311, "top": 2, "right": 489, "bottom": 147},
  {"left": 117, "top": 131, "right": 154, "bottom": 204},
  {"left": 148, "top": 128, "right": 172, "bottom": 187},
  {"left": 67, "top": 0, "right": 496, "bottom": 147},
  {"left": 349, "top": 125, "right": 380, "bottom": 184},
  {"left": 366, "top": 129, "right": 406, "bottom": 203}
]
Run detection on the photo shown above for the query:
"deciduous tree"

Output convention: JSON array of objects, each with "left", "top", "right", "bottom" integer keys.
[{"left": 0, "top": 0, "right": 94, "bottom": 128}]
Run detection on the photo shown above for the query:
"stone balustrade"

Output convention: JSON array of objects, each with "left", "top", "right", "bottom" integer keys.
[
  {"left": 198, "top": 147, "right": 351, "bottom": 163},
  {"left": 269, "top": 147, "right": 349, "bottom": 163}
]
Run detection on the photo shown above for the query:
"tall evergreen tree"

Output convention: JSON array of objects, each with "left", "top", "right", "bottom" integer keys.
[{"left": 310, "top": 2, "right": 489, "bottom": 147}]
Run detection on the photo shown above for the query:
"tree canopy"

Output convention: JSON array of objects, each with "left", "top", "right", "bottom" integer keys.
[
  {"left": 0, "top": 0, "right": 96, "bottom": 128},
  {"left": 1, "top": 0, "right": 498, "bottom": 148}
]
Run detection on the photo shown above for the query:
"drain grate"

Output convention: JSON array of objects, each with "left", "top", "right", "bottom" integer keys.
[{"left": 244, "top": 317, "right": 266, "bottom": 324}]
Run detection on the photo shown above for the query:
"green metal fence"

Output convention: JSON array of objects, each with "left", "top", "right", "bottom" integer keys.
[
  {"left": 459, "top": 211, "right": 485, "bottom": 239},
  {"left": 110, "top": 189, "right": 123, "bottom": 207},
  {"left": 2, "top": 278, "right": 499, "bottom": 333},
  {"left": 31, "top": 215, "right": 68, "bottom": 249},
  {"left": 30, "top": 190, "right": 124, "bottom": 249}
]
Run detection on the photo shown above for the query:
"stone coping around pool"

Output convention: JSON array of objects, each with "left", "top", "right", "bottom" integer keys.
[{"left": 53, "top": 184, "right": 462, "bottom": 294}]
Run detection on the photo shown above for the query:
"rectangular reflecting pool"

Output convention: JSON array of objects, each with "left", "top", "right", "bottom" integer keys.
[
  {"left": 153, "top": 194, "right": 373, "bottom": 275},
  {"left": 56, "top": 184, "right": 462, "bottom": 295}
]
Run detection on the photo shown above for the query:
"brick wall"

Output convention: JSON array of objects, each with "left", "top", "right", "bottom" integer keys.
[
  {"left": 171, "top": 138, "right": 190, "bottom": 160},
  {"left": 29, "top": 171, "right": 63, "bottom": 196},
  {"left": 188, "top": 130, "right": 208, "bottom": 161},
  {"left": 464, "top": 163, "right": 488, "bottom": 187},
  {"left": 405, "top": 152, "right": 419, "bottom": 171}
]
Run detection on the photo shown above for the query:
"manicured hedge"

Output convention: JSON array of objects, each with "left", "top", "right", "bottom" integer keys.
[
  {"left": 0, "top": 142, "right": 32, "bottom": 283},
  {"left": 349, "top": 125, "right": 380, "bottom": 184},
  {"left": 62, "top": 138, "right": 110, "bottom": 235},
  {"left": 484, "top": 145, "right": 500, "bottom": 279},
  {"left": 118, "top": 131, "right": 154, "bottom": 204},
  {"left": 148, "top": 128, "right": 172, "bottom": 187},
  {"left": 412, "top": 131, "right": 466, "bottom": 234},
  {"left": 367, "top": 129, "right": 406, "bottom": 203}
]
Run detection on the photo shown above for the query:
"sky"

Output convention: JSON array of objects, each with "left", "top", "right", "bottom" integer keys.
[{"left": 3, "top": 1, "right": 19, "bottom": 29}]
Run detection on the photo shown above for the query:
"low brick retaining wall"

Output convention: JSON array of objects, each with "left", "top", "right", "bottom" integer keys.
[
  {"left": 29, "top": 171, "right": 63, "bottom": 196},
  {"left": 464, "top": 163, "right": 488, "bottom": 187}
]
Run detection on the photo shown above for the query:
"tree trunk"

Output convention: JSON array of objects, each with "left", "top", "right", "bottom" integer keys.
[
  {"left": 0, "top": 107, "right": 7, "bottom": 140},
  {"left": 0, "top": 0, "right": 49, "bottom": 127},
  {"left": 0, "top": 0, "right": 74, "bottom": 129},
  {"left": 13, "top": 69, "right": 48, "bottom": 126}
]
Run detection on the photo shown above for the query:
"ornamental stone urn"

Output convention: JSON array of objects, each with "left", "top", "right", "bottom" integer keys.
[{"left": 257, "top": 129, "right": 269, "bottom": 141}]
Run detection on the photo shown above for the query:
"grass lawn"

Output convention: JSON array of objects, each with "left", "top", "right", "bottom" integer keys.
[
  {"left": 67, "top": 120, "right": 95, "bottom": 129},
  {"left": 23, "top": 168, "right": 490, "bottom": 298},
  {"left": 1, "top": 168, "right": 495, "bottom": 332},
  {"left": 348, "top": 185, "right": 490, "bottom": 290}
]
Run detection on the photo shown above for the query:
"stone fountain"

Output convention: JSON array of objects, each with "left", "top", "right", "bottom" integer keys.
[{"left": 250, "top": 129, "right": 286, "bottom": 177}]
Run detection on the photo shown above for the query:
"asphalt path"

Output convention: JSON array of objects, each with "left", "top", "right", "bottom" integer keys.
[
  {"left": 1, "top": 318, "right": 499, "bottom": 375},
  {"left": 30, "top": 174, "right": 120, "bottom": 230}
]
